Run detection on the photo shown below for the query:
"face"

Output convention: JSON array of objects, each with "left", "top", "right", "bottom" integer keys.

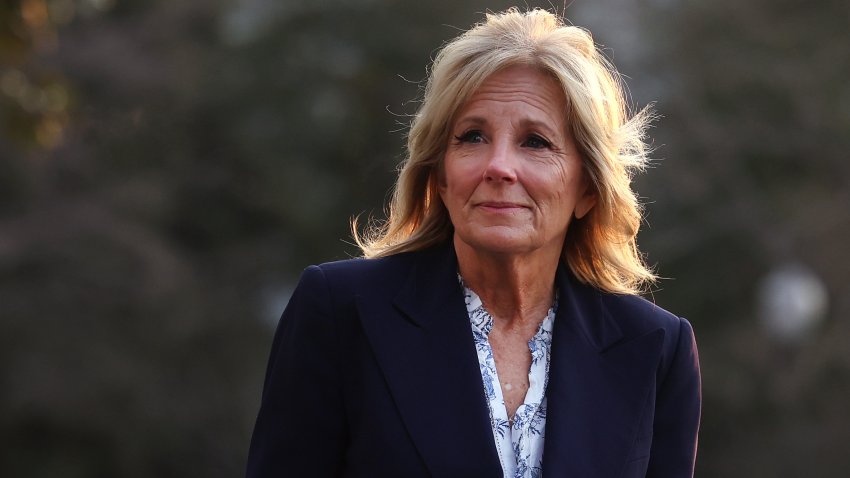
[{"left": 438, "top": 65, "right": 595, "bottom": 259}]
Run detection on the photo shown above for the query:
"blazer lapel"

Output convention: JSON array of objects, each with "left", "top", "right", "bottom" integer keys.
[
  {"left": 356, "top": 245, "right": 502, "bottom": 478},
  {"left": 542, "top": 267, "right": 664, "bottom": 477}
]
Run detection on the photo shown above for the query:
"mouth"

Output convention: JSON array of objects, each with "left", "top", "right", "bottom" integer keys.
[{"left": 475, "top": 201, "right": 528, "bottom": 211}]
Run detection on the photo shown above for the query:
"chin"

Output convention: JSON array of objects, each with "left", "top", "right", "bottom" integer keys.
[{"left": 457, "top": 230, "right": 540, "bottom": 256}]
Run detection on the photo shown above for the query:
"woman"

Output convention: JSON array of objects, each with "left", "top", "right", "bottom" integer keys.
[{"left": 247, "top": 8, "right": 700, "bottom": 478}]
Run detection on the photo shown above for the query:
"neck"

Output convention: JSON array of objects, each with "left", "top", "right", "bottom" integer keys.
[{"left": 454, "top": 236, "right": 560, "bottom": 331}]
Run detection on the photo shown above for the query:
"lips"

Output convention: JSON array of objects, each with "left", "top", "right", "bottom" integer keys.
[{"left": 476, "top": 201, "right": 529, "bottom": 210}]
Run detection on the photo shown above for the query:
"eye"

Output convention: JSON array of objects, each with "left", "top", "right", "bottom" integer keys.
[
  {"left": 454, "top": 130, "right": 484, "bottom": 144},
  {"left": 523, "top": 134, "right": 551, "bottom": 149}
]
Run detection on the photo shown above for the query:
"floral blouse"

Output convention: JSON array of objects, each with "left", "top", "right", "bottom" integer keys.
[{"left": 461, "top": 279, "right": 556, "bottom": 478}]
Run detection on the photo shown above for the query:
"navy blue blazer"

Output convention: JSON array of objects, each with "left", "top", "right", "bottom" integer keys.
[{"left": 246, "top": 244, "right": 701, "bottom": 477}]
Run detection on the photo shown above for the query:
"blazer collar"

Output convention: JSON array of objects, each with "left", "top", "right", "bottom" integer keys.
[
  {"left": 392, "top": 243, "right": 462, "bottom": 329},
  {"left": 393, "top": 246, "right": 623, "bottom": 349},
  {"left": 356, "top": 243, "right": 503, "bottom": 478},
  {"left": 554, "top": 263, "right": 625, "bottom": 352},
  {"left": 358, "top": 243, "right": 661, "bottom": 477},
  {"left": 543, "top": 264, "right": 664, "bottom": 477}
]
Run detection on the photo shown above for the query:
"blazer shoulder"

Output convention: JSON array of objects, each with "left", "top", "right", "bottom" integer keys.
[
  {"left": 308, "top": 249, "right": 425, "bottom": 296},
  {"left": 315, "top": 250, "right": 414, "bottom": 275},
  {"left": 600, "top": 291, "right": 685, "bottom": 337},
  {"left": 596, "top": 290, "right": 694, "bottom": 357},
  {"left": 600, "top": 292, "right": 698, "bottom": 380}
]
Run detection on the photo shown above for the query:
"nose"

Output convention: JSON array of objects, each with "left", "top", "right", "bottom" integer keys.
[{"left": 483, "top": 142, "right": 518, "bottom": 183}]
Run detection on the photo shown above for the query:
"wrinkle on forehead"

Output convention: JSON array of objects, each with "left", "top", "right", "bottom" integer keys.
[
  {"left": 460, "top": 65, "right": 567, "bottom": 121},
  {"left": 455, "top": 65, "right": 567, "bottom": 138}
]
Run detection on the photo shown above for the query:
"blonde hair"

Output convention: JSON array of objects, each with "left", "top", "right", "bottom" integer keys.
[{"left": 354, "top": 8, "right": 656, "bottom": 295}]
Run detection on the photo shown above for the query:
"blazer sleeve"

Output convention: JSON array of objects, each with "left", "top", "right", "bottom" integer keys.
[
  {"left": 646, "top": 317, "right": 702, "bottom": 477},
  {"left": 246, "top": 265, "right": 347, "bottom": 477}
]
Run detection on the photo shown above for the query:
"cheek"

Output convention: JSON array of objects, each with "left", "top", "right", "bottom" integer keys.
[
  {"left": 534, "top": 164, "right": 587, "bottom": 222},
  {"left": 442, "top": 160, "right": 477, "bottom": 194},
  {"left": 540, "top": 162, "right": 573, "bottom": 201}
]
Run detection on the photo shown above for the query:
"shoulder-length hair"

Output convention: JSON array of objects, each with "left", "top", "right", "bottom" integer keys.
[{"left": 354, "top": 8, "right": 657, "bottom": 295}]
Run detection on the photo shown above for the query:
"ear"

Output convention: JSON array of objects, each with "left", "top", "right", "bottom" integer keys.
[{"left": 573, "top": 188, "right": 596, "bottom": 220}]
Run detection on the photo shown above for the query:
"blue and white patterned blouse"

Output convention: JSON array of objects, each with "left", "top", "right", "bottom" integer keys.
[{"left": 461, "top": 278, "right": 556, "bottom": 478}]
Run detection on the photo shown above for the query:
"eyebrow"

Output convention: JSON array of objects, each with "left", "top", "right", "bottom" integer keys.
[{"left": 452, "top": 115, "right": 562, "bottom": 138}]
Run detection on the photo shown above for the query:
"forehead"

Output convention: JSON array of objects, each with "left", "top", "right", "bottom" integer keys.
[{"left": 455, "top": 65, "right": 567, "bottom": 125}]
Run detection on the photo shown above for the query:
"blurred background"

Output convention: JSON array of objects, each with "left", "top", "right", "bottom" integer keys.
[{"left": 1, "top": 0, "right": 848, "bottom": 476}]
